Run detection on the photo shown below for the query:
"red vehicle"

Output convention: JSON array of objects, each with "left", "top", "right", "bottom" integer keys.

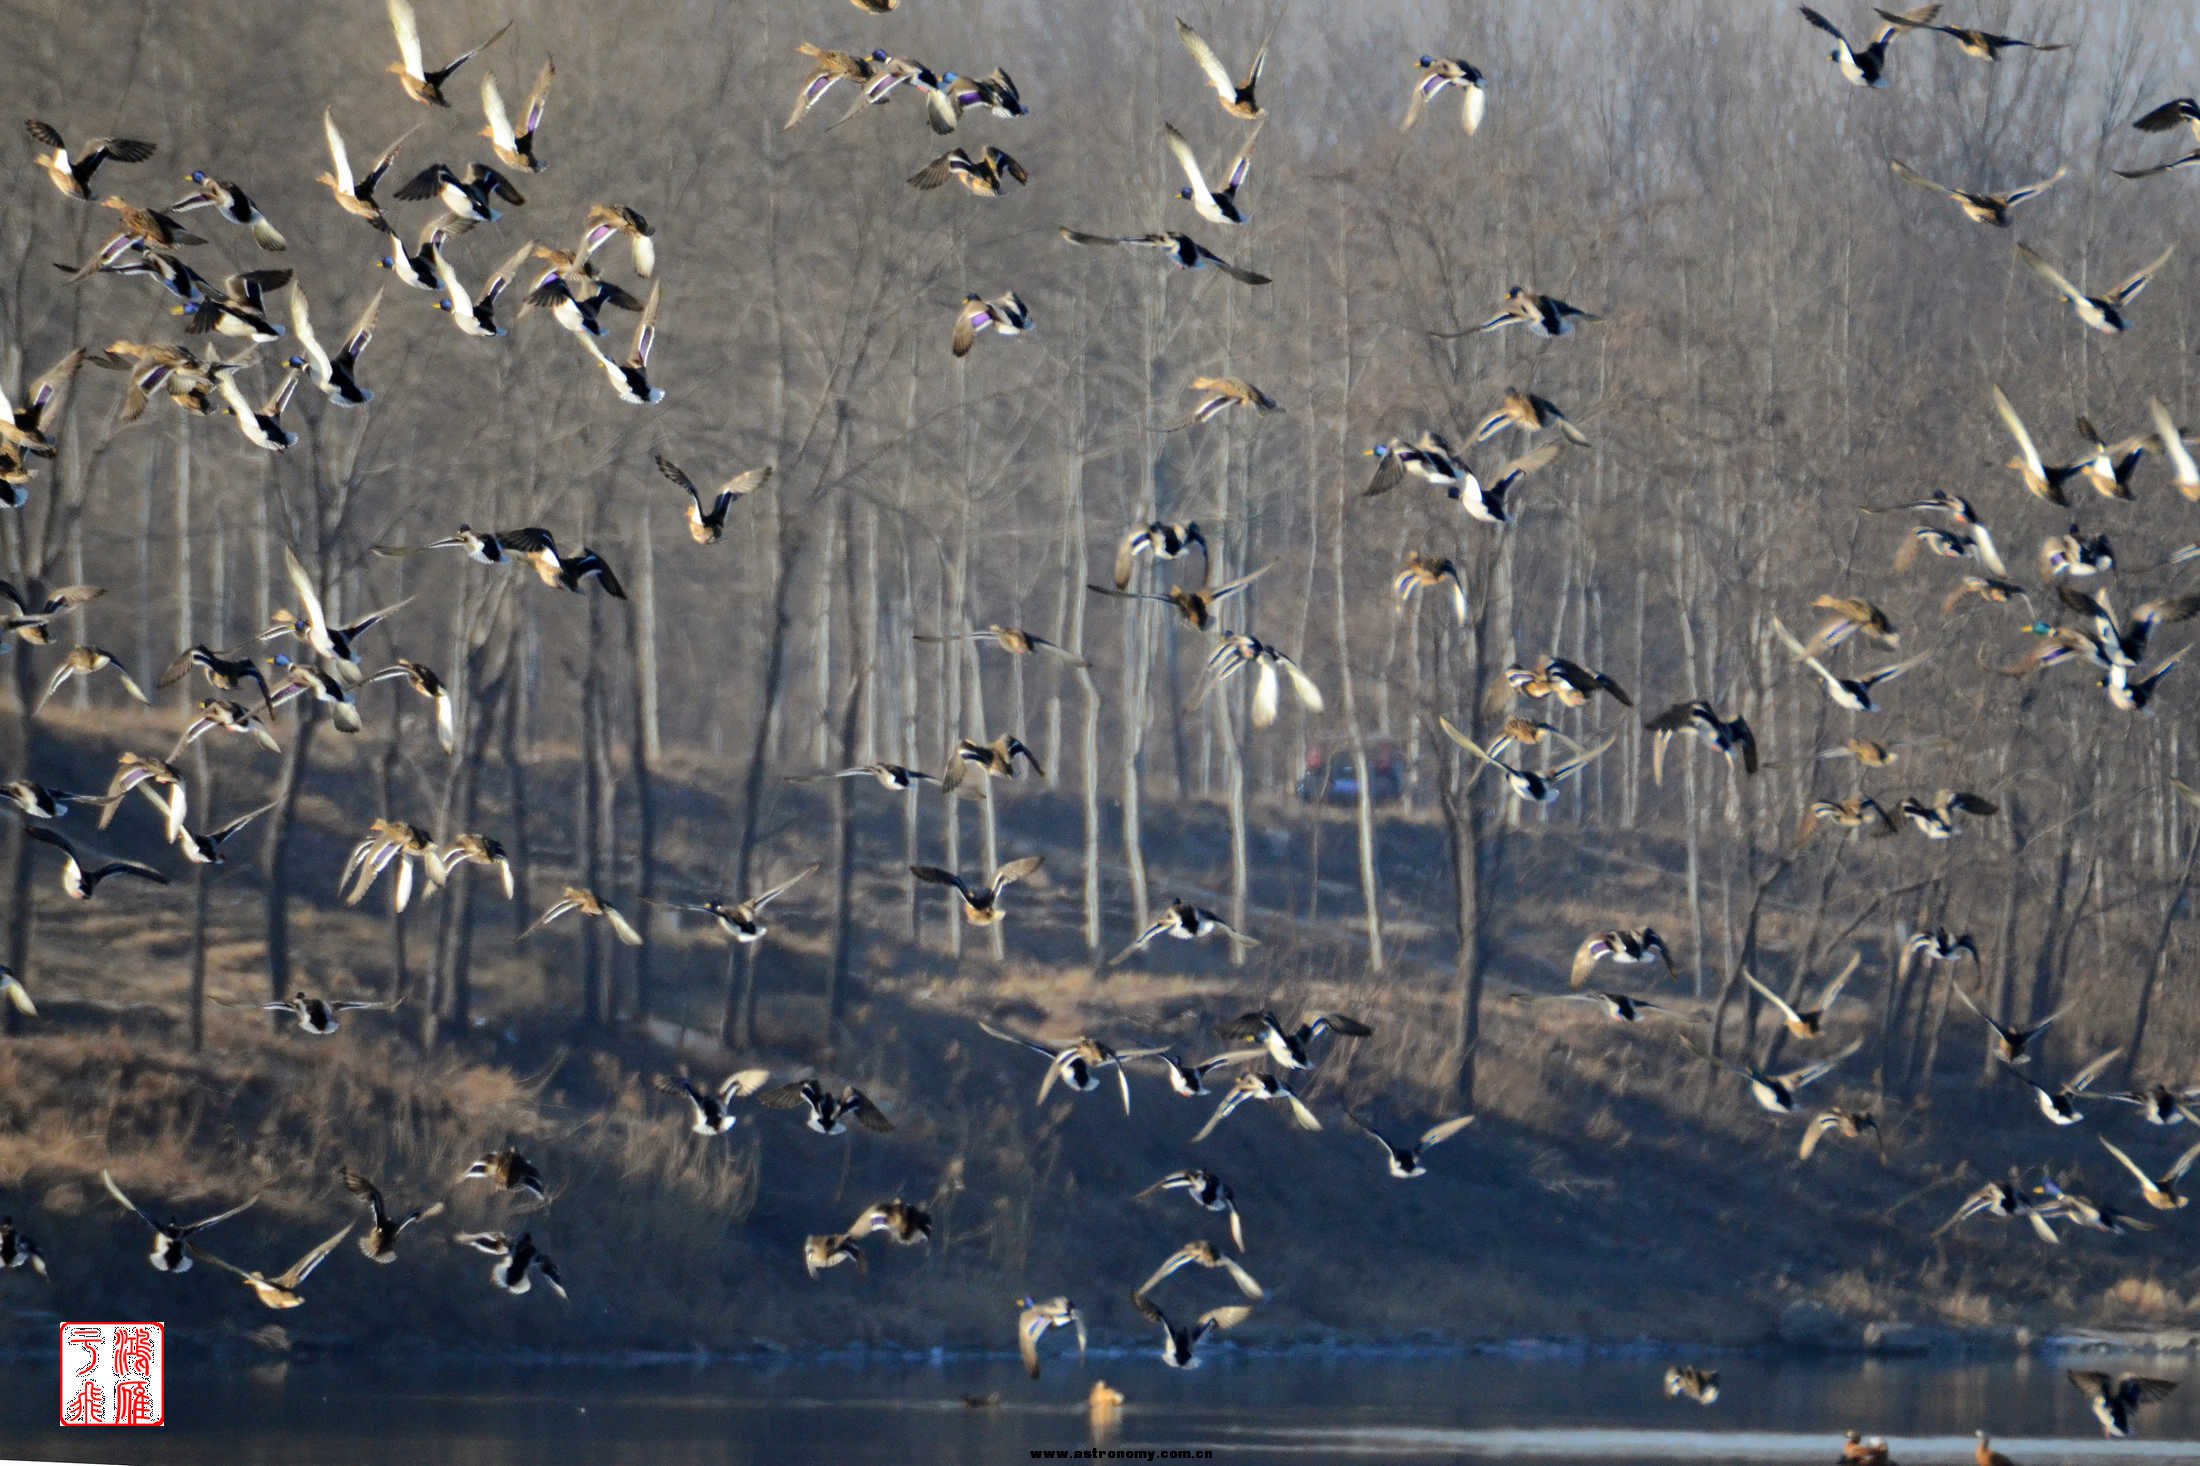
[{"left": 1296, "top": 736, "right": 1404, "bottom": 805}]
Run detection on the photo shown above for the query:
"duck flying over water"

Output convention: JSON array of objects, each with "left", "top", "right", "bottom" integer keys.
[
  {"left": 387, "top": 0, "right": 511, "bottom": 107},
  {"left": 1135, "top": 1169, "right": 1246, "bottom": 1251},
  {"left": 1134, "top": 1293, "right": 1252, "bottom": 1369},
  {"left": 1888, "top": 159, "right": 2062, "bottom": 226},
  {"left": 1163, "top": 123, "right": 1259, "bottom": 226},
  {"left": 1135, "top": 1239, "right": 1262, "bottom": 1301},
  {"left": 1059, "top": 227, "right": 1270, "bottom": 284},
  {"left": 2067, "top": 1370, "right": 2178, "bottom": 1438},
  {"left": 100, "top": 1170, "right": 255, "bottom": 1274},
  {"left": 1341, "top": 1111, "right": 1476, "bottom": 1179},
  {"left": 338, "top": 1167, "right": 444, "bottom": 1263},
  {"left": 2016, "top": 242, "right": 2173, "bottom": 336},
  {"left": 198, "top": 1224, "right": 353, "bottom": 1309},
  {"left": 1665, "top": 1365, "right": 1720, "bottom": 1405},
  {"left": 1016, "top": 1296, "right": 1085, "bottom": 1378},
  {"left": 1173, "top": 16, "right": 1269, "bottom": 119},
  {"left": 1403, "top": 55, "right": 1488, "bottom": 133}
]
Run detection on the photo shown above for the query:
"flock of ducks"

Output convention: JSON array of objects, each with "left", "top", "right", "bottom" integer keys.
[{"left": 1, "top": 0, "right": 2198, "bottom": 1452}]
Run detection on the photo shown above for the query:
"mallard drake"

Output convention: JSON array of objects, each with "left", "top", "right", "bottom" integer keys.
[
  {"left": 1174, "top": 16, "right": 1268, "bottom": 118},
  {"left": 2033, "top": 1177, "right": 2154, "bottom": 1236},
  {"left": 979, "top": 1020, "right": 1163, "bottom": 1113},
  {"left": 317, "top": 111, "right": 414, "bottom": 234},
  {"left": 1189, "top": 1071, "right": 1321, "bottom": 1141},
  {"left": 2133, "top": 97, "right": 2200, "bottom": 141},
  {"left": 337, "top": 1167, "right": 443, "bottom": 1263},
  {"left": 393, "top": 160, "right": 524, "bottom": 223},
  {"left": 495, "top": 528, "right": 628, "bottom": 596},
  {"left": 2098, "top": 1136, "right": 2200, "bottom": 1210},
  {"left": 1363, "top": 431, "right": 1465, "bottom": 496},
  {"left": 373, "top": 524, "right": 506, "bottom": 566},
  {"left": 1689, "top": 1035, "right": 1862, "bottom": 1115},
  {"left": 1998, "top": 1046, "right": 2122, "bottom": 1125},
  {"left": 579, "top": 281, "right": 665, "bottom": 405},
  {"left": 908, "top": 145, "right": 1028, "bottom": 195},
  {"left": 756, "top": 1078, "right": 894, "bottom": 1135},
  {"left": 1113, "top": 521, "right": 1208, "bottom": 588},
  {"left": 387, "top": 0, "right": 510, "bottom": 107},
  {"left": 1135, "top": 1293, "right": 1252, "bottom": 1369},
  {"left": 1949, "top": 983, "right": 2064, "bottom": 1063},
  {"left": 2105, "top": 1081, "right": 2200, "bottom": 1127},
  {"left": 175, "top": 268, "right": 294, "bottom": 343},
  {"left": 1145, "top": 1051, "right": 1242, "bottom": 1098},
  {"left": 2017, "top": 242, "right": 2172, "bottom": 335},
  {"left": 520, "top": 885, "right": 644, "bottom": 946},
  {"left": 231, "top": 990, "right": 399, "bottom": 1036},
  {"left": 380, "top": 217, "right": 461, "bottom": 291},
  {"left": 1888, "top": 159, "right": 2063, "bottom": 226},
  {"left": 1453, "top": 442, "right": 1566, "bottom": 525},
  {"left": 1217, "top": 1009, "right": 1370, "bottom": 1070},
  {"left": 461, "top": 1146, "right": 546, "bottom": 1200},
  {"left": 654, "top": 452, "right": 773, "bottom": 545},
  {"left": 0, "top": 780, "right": 112, "bottom": 821},
  {"left": 1184, "top": 375, "right": 1278, "bottom": 423},
  {"left": 1898, "top": 789, "right": 1997, "bottom": 838},
  {"left": 1799, "top": 1107, "right": 1880, "bottom": 1161},
  {"left": 1190, "top": 633, "right": 1322, "bottom": 728},
  {"left": 1111, "top": 899, "right": 1258, "bottom": 965},
  {"left": 935, "top": 68, "right": 1027, "bottom": 129},
  {"left": 1515, "top": 988, "right": 1667, "bottom": 1024},
  {"left": 1476, "top": 286, "right": 1600, "bottom": 337},
  {"left": 435, "top": 833, "right": 516, "bottom": 899},
  {"left": 1771, "top": 616, "right": 1923, "bottom": 712},
  {"left": 1645, "top": 701, "right": 1757, "bottom": 783},
  {"left": 950, "top": 292, "right": 1032, "bottom": 358},
  {"left": 649, "top": 863, "right": 820, "bottom": 944},
  {"left": 34, "top": 646, "right": 149, "bottom": 714},
  {"left": 1506, "top": 654, "right": 1632, "bottom": 707},
  {"left": 923, "top": 630, "right": 1081, "bottom": 675},
  {"left": 198, "top": 1224, "right": 353, "bottom": 1309},
  {"left": 1059, "top": 227, "right": 1270, "bottom": 284},
  {"left": 1016, "top": 1296, "right": 1085, "bottom": 1378},
  {"left": 1439, "top": 717, "right": 1617, "bottom": 805},
  {"left": 160, "top": 644, "right": 275, "bottom": 717},
  {"left": 100, "top": 752, "right": 187, "bottom": 839},
  {"left": 1664, "top": 1365, "right": 1720, "bottom": 1405},
  {"left": 168, "top": 171, "right": 285, "bottom": 250},
  {"left": 1403, "top": 56, "right": 1488, "bottom": 133},
  {"left": 1797, "top": 5, "right": 1936, "bottom": 87},
  {"left": 849, "top": 1199, "right": 932, "bottom": 1245},
  {"left": 1394, "top": 553, "right": 1468, "bottom": 625},
  {"left": 1164, "top": 122, "right": 1259, "bottom": 226},
  {"left": 2068, "top": 1370, "right": 2178, "bottom": 1438},
  {"left": 1136, "top": 1169, "right": 1246, "bottom": 1251},
  {"left": 359, "top": 660, "right": 457, "bottom": 755},
  {"left": 1088, "top": 562, "right": 1272, "bottom": 632},
  {"left": 432, "top": 237, "right": 535, "bottom": 339},
  {"left": 461, "top": 1231, "right": 566, "bottom": 1297},
  {"left": 0, "top": 349, "right": 86, "bottom": 461},
  {"left": 939, "top": 734, "right": 1045, "bottom": 797},
  {"left": 2103, "top": 653, "right": 2183, "bottom": 713},
  {"left": 1573, "top": 926, "right": 1680, "bottom": 988},
  {"left": 0, "top": 966, "right": 33, "bottom": 1018},
  {"left": 481, "top": 59, "right": 554, "bottom": 172},
  {"left": 848, "top": 52, "right": 955, "bottom": 127},
  {"left": 340, "top": 820, "right": 443, "bottom": 910},
  {"left": 1474, "top": 388, "right": 1589, "bottom": 446},
  {"left": 215, "top": 364, "right": 301, "bottom": 451},
  {"left": 0, "top": 1218, "right": 48, "bottom": 1281},
  {"left": 269, "top": 658, "right": 368, "bottom": 738},
  {"left": 1342, "top": 1111, "right": 1476, "bottom": 1180},
  {"left": 24, "top": 120, "right": 155, "bottom": 199},
  {"left": 803, "top": 1233, "right": 865, "bottom": 1279},
  {"left": 2039, "top": 524, "right": 2114, "bottom": 580},
  {"left": 1899, "top": 522, "right": 2007, "bottom": 576},
  {"left": 22, "top": 828, "right": 165, "bottom": 900},
  {"left": 786, "top": 44, "right": 879, "bottom": 130},
  {"left": 1908, "top": 926, "right": 1981, "bottom": 968},
  {"left": 161, "top": 799, "right": 276, "bottom": 866},
  {"left": 1937, "top": 1177, "right": 2057, "bottom": 1242},
  {"left": 100, "top": 1170, "right": 255, "bottom": 1274},
  {"left": 283, "top": 285, "right": 381, "bottom": 406},
  {"left": 826, "top": 762, "right": 937, "bottom": 792},
  {"left": 1742, "top": 955, "right": 1861, "bottom": 1039},
  {"left": 1136, "top": 1239, "right": 1261, "bottom": 1301}
]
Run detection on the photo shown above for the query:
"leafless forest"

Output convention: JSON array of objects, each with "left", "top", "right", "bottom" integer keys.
[{"left": 3, "top": 0, "right": 2200, "bottom": 1359}]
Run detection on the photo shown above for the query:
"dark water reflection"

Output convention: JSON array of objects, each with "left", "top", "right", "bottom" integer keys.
[{"left": 3, "top": 1351, "right": 2196, "bottom": 1464}]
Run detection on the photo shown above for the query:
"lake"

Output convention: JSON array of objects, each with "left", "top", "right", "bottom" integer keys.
[{"left": 2, "top": 1351, "right": 2196, "bottom": 1464}]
